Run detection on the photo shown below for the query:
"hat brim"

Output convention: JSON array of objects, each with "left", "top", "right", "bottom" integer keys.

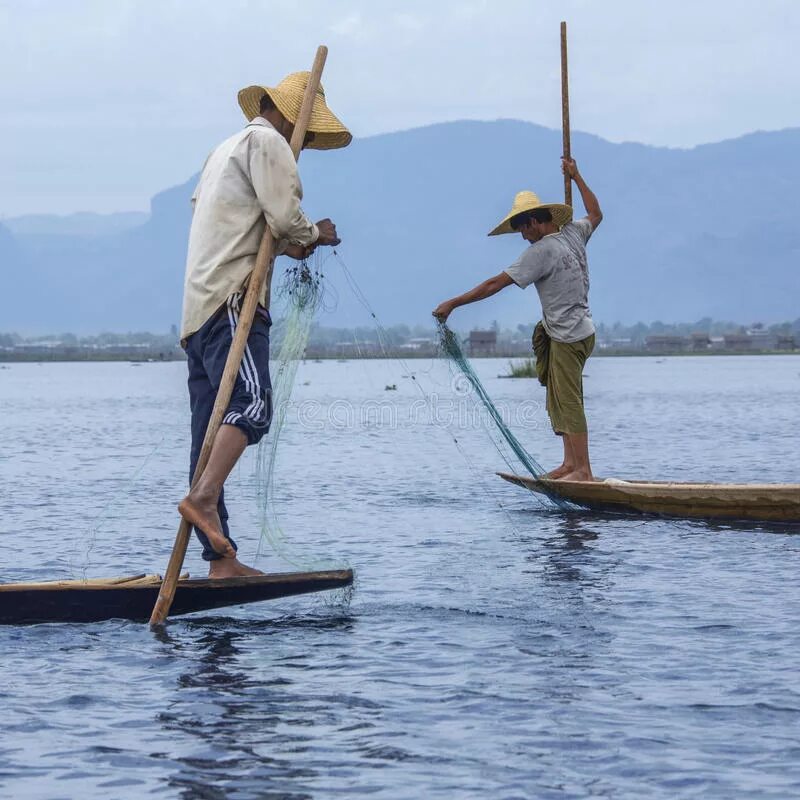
[
  {"left": 488, "top": 202, "right": 573, "bottom": 236},
  {"left": 237, "top": 85, "right": 352, "bottom": 151}
]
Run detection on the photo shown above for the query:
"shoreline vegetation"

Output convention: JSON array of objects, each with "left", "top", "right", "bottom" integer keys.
[
  {"left": 1, "top": 348, "right": 799, "bottom": 364},
  {"left": 1, "top": 319, "right": 798, "bottom": 363},
  {"left": 502, "top": 358, "right": 538, "bottom": 378}
]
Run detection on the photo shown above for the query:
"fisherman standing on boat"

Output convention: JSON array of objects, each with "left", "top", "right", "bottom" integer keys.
[
  {"left": 178, "top": 73, "right": 351, "bottom": 577},
  {"left": 433, "top": 158, "right": 602, "bottom": 482}
]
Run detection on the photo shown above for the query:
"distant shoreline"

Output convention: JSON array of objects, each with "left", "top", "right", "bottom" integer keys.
[{"left": 1, "top": 349, "right": 797, "bottom": 364}]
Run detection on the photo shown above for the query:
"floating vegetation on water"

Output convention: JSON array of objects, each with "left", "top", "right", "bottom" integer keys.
[{"left": 501, "top": 358, "right": 538, "bottom": 378}]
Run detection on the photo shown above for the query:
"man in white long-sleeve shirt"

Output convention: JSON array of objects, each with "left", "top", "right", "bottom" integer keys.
[{"left": 178, "top": 72, "right": 351, "bottom": 577}]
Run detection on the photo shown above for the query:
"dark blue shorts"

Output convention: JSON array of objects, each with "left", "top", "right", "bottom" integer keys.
[{"left": 184, "top": 292, "right": 273, "bottom": 560}]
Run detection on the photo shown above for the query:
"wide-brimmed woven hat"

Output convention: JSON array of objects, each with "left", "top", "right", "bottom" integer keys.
[
  {"left": 237, "top": 71, "right": 351, "bottom": 151},
  {"left": 488, "top": 190, "right": 572, "bottom": 236}
]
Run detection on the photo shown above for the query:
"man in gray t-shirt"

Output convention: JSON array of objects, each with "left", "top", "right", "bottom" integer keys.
[
  {"left": 433, "top": 158, "right": 602, "bottom": 482},
  {"left": 505, "top": 216, "right": 595, "bottom": 343}
]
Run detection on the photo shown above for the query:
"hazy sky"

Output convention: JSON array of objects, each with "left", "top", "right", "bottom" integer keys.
[{"left": 1, "top": 0, "right": 798, "bottom": 215}]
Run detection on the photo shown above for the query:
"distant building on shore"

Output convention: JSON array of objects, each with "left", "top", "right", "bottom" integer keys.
[
  {"left": 399, "top": 337, "right": 437, "bottom": 353},
  {"left": 468, "top": 329, "right": 497, "bottom": 356},
  {"left": 690, "top": 332, "right": 711, "bottom": 351},
  {"left": 645, "top": 335, "right": 689, "bottom": 353},
  {"left": 643, "top": 329, "right": 797, "bottom": 354},
  {"left": 723, "top": 334, "right": 753, "bottom": 351}
]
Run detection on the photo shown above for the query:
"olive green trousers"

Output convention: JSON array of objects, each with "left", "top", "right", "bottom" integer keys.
[{"left": 532, "top": 322, "right": 594, "bottom": 435}]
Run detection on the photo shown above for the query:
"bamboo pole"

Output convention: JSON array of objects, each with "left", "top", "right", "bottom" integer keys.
[
  {"left": 149, "top": 45, "right": 329, "bottom": 628},
  {"left": 560, "top": 21, "right": 572, "bottom": 207}
]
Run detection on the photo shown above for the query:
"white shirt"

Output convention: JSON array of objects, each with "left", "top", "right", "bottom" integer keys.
[{"left": 180, "top": 117, "right": 319, "bottom": 339}]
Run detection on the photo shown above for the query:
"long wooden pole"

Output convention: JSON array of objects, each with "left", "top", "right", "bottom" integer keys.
[
  {"left": 560, "top": 21, "right": 572, "bottom": 207},
  {"left": 149, "top": 45, "right": 329, "bottom": 628}
]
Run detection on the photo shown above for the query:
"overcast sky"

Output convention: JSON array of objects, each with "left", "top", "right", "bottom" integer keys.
[{"left": 1, "top": 0, "right": 798, "bottom": 215}]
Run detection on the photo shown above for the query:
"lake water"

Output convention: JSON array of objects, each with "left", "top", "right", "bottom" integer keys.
[{"left": 1, "top": 355, "right": 799, "bottom": 798}]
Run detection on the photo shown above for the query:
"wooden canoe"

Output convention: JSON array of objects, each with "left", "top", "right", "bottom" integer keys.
[
  {"left": 498, "top": 472, "right": 800, "bottom": 523},
  {"left": 0, "top": 569, "right": 354, "bottom": 625}
]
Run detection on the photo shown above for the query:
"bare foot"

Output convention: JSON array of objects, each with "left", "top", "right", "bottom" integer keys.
[
  {"left": 208, "top": 558, "right": 265, "bottom": 579},
  {"left": 557, "top": 469, "right": 596, "bottom": 482},
  {"left": 545, "top": 464, "right": 574, "bottom": 479},
  {"left": 178, "top": 493, "right": 236, "bottom": 559}
]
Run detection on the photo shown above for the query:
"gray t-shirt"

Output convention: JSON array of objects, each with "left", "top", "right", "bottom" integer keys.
[{"left": 504, "top": 217, "right": 595, "bottom": 343}]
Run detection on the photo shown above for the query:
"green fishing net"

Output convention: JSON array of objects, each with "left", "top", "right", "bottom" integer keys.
[
  {"left": 255, "top": 255, "right": 350, "bottom": 571},
  {"left": 254, "top": 252, "right": 567, "bottom": 571},
  {"left": 332, "top": 251, "right": 567, "bottom": 511},
  {"left": 435, "top": 321, "right": 570, "bottom": 510}
]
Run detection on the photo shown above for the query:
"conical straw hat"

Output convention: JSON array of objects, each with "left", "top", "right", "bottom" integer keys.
[
  {"left": 238, "top": 71, "right": 352, "bottom": 151},
  {"left": 488, "top": 190, "right": 572, "bottom": 236}
]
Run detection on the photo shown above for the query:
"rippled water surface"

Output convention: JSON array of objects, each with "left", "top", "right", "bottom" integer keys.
[{"left": 1, "top": 355, "right": 799, "bottom": 799}]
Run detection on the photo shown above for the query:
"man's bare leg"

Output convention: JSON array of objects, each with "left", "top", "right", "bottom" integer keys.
[
  {"left": 546, "top": 435, "right": 575, "bottom": 479},
  {"left": 178, "top": 424, "right": 247, "bottom": 559},
  {"left": 558, "top": 432, "right": 595, "bottom": 482}
]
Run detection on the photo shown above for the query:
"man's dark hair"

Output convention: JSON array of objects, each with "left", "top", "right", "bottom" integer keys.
[
  {"left": 258, "top": 92, "right": 315, "bottom": 146},
  {"left": 510, "top": 207, "right": 553, "bottom": 230},
  {"left": 259, "top": 93, "right": 276, "bottom": 114}
]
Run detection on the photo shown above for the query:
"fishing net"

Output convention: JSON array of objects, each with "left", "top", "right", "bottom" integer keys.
[
  {"left": 332, "top": 251, "right": 567, "bottom": 512},
  {"left": 252, "top": 250, "right": 567, "bottom": 572},
  {"left": 254, "top": 254, "right": 349, "bottom": 571},
  {"left": 435, "top": 321, "right": 570, "bottom": 510}
]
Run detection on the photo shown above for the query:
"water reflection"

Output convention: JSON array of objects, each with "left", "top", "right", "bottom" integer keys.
[
  {"left": 532, "top": 512, "right": 603, "bottom": 586},
  {"left": 554, "top": 513, "right": 601, "bottom": 550},
  {"left": 694, "top": 517, "right": 800, "bottom": 537},
  {"left": 155, "top": 615, "right": 356, "bottom": 799}
]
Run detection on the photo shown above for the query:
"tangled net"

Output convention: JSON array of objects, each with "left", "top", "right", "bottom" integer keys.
[{"left": 254, "top": 255, "right": 349, "bottom": 569}]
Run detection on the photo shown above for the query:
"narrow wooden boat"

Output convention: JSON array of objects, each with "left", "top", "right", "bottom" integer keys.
[
  {"left": 498, "top": 472, "right": 800, "bottom": 523},
  {"left": 0, "top": 569, "right": 354, "bottom": 625}
]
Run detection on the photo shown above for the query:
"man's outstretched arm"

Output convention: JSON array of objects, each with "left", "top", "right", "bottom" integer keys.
[
  {"left": 563, "top": 157, "right": 602, "bottom": 229},
  {"left": 432, "top": 271, "right": 515, "bottom": 323}
]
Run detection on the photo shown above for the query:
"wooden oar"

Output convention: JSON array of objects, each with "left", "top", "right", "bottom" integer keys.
[
  {"left": 149, "top": 45, "right": 329, "bottom": 628},
  {"left": 560, "top": 21, "right": 572, "bottom": 207}
]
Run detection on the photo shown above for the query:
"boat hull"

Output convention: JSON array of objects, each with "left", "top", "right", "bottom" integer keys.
[
  {"left": 0, "top": 570, "right": 354, "bottom": 625},
  {"left": 498, "top": 472, "right": 800, "bottom": 523}
]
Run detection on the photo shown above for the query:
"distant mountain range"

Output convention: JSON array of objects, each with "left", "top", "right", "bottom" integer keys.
[
  {"left": 1, "top": 211, "right": 148, "bottom": 238},
  {"left": 1, "top": 120, "right": 798, "bottom": 334}
]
